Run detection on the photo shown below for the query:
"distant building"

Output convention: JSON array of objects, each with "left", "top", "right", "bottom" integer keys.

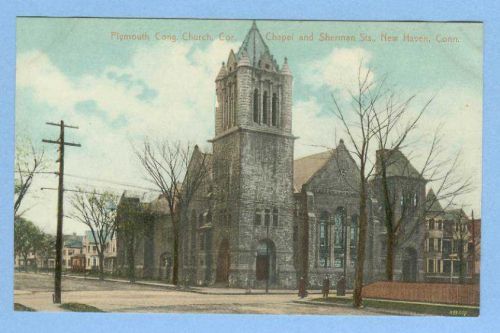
[
  {"left": 115, "top": 191, "right": 173, "bottom": 281},
  {"left": 82, "top": 230, "right": 100, "bottom": 272},
  {"left": 82, "top": 230, "right": 116, "bottom": 273},
  {"left": 62, "top": 233, "right": 83, "bottom": 271},
  {"left": 423, "top": 193, "right": 477, "bottom": 283}
]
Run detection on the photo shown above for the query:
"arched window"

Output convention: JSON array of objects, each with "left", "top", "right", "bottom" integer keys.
[
  {"left": 253, "top": 89, "right": 259, "bottom": 123},
  {"left": 334, "top": 207, "right": 346, "bottom": 268},
  {"left": 319, "top": 211, "right": 330, "bottom": 268},
  {"left": 228, "top": 87, "right": 232, "bottom": 128},
  {"left": 262, "top": 91, "right": 268, "bottom": 125},
  {"left": 350, "top": 214, "right": 358, "bottom": 260},
  {"left": 272, "top": 208, "right": 279, "bottom": 226},
  {"left": 232, "top": 84, "right": 237, "bottom": 126},
  {"left": 254, "top": 209, "right": 262, "bottom": 225},
  {"left": 224, "top": 94, "right": 229, "bottom": 129},
  {"left": 264, "top": 209, "right": 271, "bottom": 226},
  {"left": 271, "top": 93, "right": 278, "bottom": 126}
]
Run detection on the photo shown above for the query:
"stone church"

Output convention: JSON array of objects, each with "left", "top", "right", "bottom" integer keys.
[{"left": 179, "top": 22, "right": 427, "bottom": 289}]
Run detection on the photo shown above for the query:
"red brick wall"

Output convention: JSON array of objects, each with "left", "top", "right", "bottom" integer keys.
[{"left": 361, "top": 281, "right": 479, "bottom": 306}]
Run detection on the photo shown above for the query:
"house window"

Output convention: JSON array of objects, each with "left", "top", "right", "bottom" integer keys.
[
  {"left": 262, "top": 91, "right": 268, "bottom": 125},
  {"left": 272, "top": 208, "right": 278, "bottom": 226},
  {"left": 334, "top": 207, "right": 346, "bottom": 267},
  {"left": 428, "top": 238, "right": 435, "bottom": 252},
  {"left": 254, "top": 209, "right": 262, "bottom": 225},
  {"left": 253, "top": 89, "right": 259, "bottom": 123},
  {"left": 429, "top": 220, "right": 435, "bottom": 230},
  {"left": 271, "top": 93, "right": 278, "bottom": 126},
  {"left": 427, "top": 259, "right": 435, "bottom": 273},
  {"left": 319, "top": 211, "right": 330, "bottom": 268}
]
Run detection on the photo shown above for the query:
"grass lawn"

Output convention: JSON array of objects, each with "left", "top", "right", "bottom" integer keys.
[
  {"left": 313, "top": 296, "right": 479, "bottom": 316},
  {"left": 14, "top": 303, "right": 36, "bottom": 312},
  {"left": 60, "top": 302, "right": 105, "bottom": 312}
]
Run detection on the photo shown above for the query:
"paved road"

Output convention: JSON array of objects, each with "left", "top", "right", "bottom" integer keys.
[{"left": 14, "top": 272, "right": 388, "bottom": 315}]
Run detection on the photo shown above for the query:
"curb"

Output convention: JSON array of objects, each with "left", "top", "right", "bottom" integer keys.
[{"left": 62, "top": 274, "right": 322, "bottom": 296}]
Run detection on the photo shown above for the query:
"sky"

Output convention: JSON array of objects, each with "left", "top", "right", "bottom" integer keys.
[{"left": 15, "top": 18, "right": 482, "bottom": 234}]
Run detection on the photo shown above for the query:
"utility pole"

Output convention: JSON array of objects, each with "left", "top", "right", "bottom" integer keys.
[{"left": 43, "top": 121, "right": 80, "bottom": 304}]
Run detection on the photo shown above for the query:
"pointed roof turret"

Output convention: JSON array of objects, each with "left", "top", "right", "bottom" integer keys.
[
  {"left": 216, "top": 62, "right": 227, "bottom": 81},
  {"left": 280, "top": 57, "right": 292, "bottom": 76},
  {"left": 237, "top": 49, "right": 251, "bottom": 67},
  {"left": 237, "top": 21, "right": 278, "bottom": 69}
]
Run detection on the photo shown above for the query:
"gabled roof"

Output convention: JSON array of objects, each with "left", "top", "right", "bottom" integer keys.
[
  {"left": 122, "top": 190, "right": 160, "bottom": 204},
  {"left": 375, "top": 149, "right": 423, "bottom": 180},
  {"left": 85, "top": 230, "right": 113, "bottom": 244},
  {"left": 293, "top": 150, "right": 334, "bottom": 192},
  {"left": 236, "top": 21, "right": 278, "bottom": 70},
  {"left": 444, "top": 208, "right": 468, "bottom": 221},
  {"left": 426, "top": 188, "right": 444, "bottom": 212},
  {"left": 64, "top": 236, "right": 83, "bottom": 248}
]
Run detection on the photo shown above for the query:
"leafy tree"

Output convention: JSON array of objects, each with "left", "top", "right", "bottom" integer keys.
[{"left": 14, "top": 217, "right": 43, "bottom": 271}]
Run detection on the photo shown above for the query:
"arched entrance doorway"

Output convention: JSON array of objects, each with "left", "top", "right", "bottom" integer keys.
[
  {"left": 215, "top": 239, "right": 230, "bottom": 283},
  {"left": 402, "top": 247, "right": 418, "bottom": 282},
  {"left": 256, "top": 240, "right": 276, "bottom": 283}
]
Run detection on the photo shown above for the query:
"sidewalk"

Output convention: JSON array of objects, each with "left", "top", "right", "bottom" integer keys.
[
  {"left": 294, "top": 295, "right": 480, "bottom": 316},
  {"left": 63, "top": 273, "right": 323, "bottom": 295}
]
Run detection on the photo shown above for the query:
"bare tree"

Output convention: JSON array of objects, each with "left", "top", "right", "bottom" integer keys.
[
  {"left": 135, "top": 139, "right": 209, "bottom": 285},
  {"left": 448, "top": 208, "right": 471, "bottom": 284},
  {"left": 70, "top": 190, "right": 118, "bottom": 280},
  {"left": 14, "top": 139, "right": 45, "bottom": 217},
  {"left": 331, "top": 63, "right": 384, "bottom": 307},
  {"left": 115, "top": 195, "right": 147, "bottom": 282},
  {"left": 373, "top": 110, "right": 472, "bottom": 281}
]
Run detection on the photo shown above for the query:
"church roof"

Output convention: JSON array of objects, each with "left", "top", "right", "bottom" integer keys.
[
  {"left": 375, "top": 149, "right": 423, "bottom": 180},
  {"left": 236, "top": 21, "right": 279, "bottom": 70},
  {"left": 293, "top": 150, "right": 335, "bottom": 192}
]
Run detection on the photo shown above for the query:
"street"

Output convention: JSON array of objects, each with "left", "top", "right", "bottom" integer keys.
[{"left": 14, "top": 272, "right": 387, "bottom": 315}]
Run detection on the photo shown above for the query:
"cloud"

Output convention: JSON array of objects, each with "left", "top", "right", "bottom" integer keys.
[
  {"left": 297, "top": 48, "right": 481, "bottom": 215},
  {"left": 16, "top": 39, "right": 239, "bottom": 233},
  {"left": 293, "top": 97, "right": 340, "bottom": 158},
  {"left": 302, "top": 47, "right": 374, "bottom": 98}
]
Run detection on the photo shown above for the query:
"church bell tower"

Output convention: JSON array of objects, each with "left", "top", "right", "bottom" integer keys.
[{"left": 210, "top": 21, "right": 296, "bottom": 288}]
